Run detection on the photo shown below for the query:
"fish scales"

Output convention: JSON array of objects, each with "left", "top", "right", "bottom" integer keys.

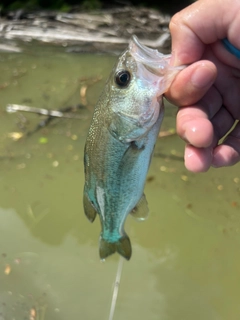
[{"left": 83, "top": 35, "right": 184, "bottom": 260}]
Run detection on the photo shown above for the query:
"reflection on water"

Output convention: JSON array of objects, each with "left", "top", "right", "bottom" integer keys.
[{"left": 0, "top": 43, "right": 240, "bottom": 319}]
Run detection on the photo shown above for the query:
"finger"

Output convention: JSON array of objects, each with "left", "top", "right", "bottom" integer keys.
[
  {"left": 169, "top": 0, "right": 240, "bottom": 65},
  {"left": 183, "top": 107, "right": 236, "bottom": 172},
  {"left": 177, "top": 108, "right": 214, "bottom": 148},
  {"left": 211, "top": 40, "right": 240, "bottom": 69},
  {"left": 184, "top": 144, "right": 213, "bottom": 172},
  {"left": 202, "top": 45, "right": 240, "bottom": 120},
  {"left": 165, "top": 60, "right": 217, "bottom": 106},
  {"left": 176, "top": 86, "right": 222, "bottom": 148},
  {"left": 207, "top": 49, "right": 240, "bottom": 120},
  {"left": 211, "top": 106, "right": 235, "bottom": 143},
  {"left": 212, "top": 121, "right": 240, "bottom": 167}
]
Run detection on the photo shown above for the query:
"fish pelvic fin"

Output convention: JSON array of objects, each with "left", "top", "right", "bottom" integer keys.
[
  {"left": 83, "top": 192, "right": 97, "bottom": 222},
  {"left": 99, "top": 234, "right": 132, "bottom": 261},
  {"left": 130, "top": 193, "right": 149, "bottom": 221}
]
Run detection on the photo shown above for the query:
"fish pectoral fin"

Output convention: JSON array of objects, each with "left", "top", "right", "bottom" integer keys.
[
  {"left": 99, "top": 234, "right": 132, "bottom": 261},
  {"left": 130, "top": 193, "right": 149, "bottom": 221},
  {"left": 131, "top": 140, "right": 145, "bottom": 150},
  {"left": 83, "top": 192, "right": 97, "bottom": 222}
]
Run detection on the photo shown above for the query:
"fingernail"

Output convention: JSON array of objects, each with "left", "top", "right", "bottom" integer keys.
[
  {"left": 170, "top": 51, "right": 185, "bottom": 67},
  {"left": 191, "top": 66, "right": 214, "bottom": 89},
  {"left": 184, "top": 145, "right": 194, "bottom": 159},
  {"left": 170, "top": 51, "right": 176, "bottom": 66},
  {"left": 212, "top": 149, "right": 224, "bottom": 167}
]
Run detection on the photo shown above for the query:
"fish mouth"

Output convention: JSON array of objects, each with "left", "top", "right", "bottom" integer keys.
[
  {"left": 129, "top": 35, "right": 185, "bottom": 93},
  {"left": 130, "top": 35, "right": 172, "bottom": 75}
]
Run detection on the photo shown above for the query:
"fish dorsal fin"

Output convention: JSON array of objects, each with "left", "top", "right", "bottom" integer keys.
[
  {"left": 130, "top": 193, "right": 149, "bottom": 221},
  {"left": 83, "top": 192, "right": 97, "bottom": 222}
]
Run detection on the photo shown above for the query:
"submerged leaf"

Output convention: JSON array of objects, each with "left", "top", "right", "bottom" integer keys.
[{"left": 39, "top": 137, "right": 48, "bottom": 144}]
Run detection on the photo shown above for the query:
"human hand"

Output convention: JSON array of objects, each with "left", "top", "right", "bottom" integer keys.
[{"left": 165, "top": 0, "right": 240, "bottom": 172}]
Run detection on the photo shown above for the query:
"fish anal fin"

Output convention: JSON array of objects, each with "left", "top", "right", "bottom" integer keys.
[
  {"left": 130, "top": 193, "right": 149, "bottom": 221},
  {"left": 83, "top": 192, "right": 97, "bottom": 222},
  {"left": 99, "top": 234, "right": 132, "bottom": 261}
]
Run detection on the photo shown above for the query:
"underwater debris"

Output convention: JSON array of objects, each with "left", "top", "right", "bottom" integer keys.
[
  {"left": 4, "top": 264, "right": 11, "bottom": 275},
  {"left": 7, "top": 132, "right": 24, "bottom": 141}
]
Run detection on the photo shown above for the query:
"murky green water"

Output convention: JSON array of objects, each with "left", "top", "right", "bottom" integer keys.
[{"left": 0, "top": 42, "right": 240, "bottom": 320}]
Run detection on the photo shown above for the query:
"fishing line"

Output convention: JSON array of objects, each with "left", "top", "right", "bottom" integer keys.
[{"left": 108, "top": 256, "right": 124, "bottom": 320}]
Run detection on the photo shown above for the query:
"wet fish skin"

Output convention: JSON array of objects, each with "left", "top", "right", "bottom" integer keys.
[{"left": 83, "top": 36, "right": 176, "bottom": 260}]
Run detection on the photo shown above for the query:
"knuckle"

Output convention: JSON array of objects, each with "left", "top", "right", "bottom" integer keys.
[{"left": 169, "top": 13, "right": 181, "bottom": 33}]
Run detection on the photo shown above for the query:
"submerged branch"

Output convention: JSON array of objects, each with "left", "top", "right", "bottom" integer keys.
[
  {"left": 158, "top": 129, "right": 176, "bottom": 138},
  {"left": 6, "top": 104, "right": 86, "bottom": 119}
]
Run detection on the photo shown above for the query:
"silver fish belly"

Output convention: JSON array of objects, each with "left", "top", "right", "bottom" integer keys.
[{"left": 83, "top": 35, "right": 182, "bottom": 260}]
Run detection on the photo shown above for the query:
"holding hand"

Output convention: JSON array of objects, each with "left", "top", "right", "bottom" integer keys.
[{"left": 165, "top": 0, "right": 240, "bottom": 172}]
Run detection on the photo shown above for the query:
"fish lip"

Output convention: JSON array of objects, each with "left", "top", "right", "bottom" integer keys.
[
  {"left": 129, "top": 35, "right": 186, "bottom": 92},
  {"left": 129, "top": 35, "right": 171, "bottom": 76}
]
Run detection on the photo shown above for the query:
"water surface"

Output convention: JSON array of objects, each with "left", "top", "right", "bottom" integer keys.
[{"left": 0, "top": 42, "right": 240, "bottom": 320}]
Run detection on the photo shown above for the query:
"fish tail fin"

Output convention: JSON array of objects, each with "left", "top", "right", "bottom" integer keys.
[
  {"left": 99, "top": 234, "right": 132, "bottom": 261},
  {"left": 116, "top": 234, "right": 132, "bottom": 260}
]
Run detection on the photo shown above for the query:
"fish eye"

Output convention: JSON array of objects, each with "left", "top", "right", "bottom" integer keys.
[{"left": 115, "top": 70, "right": 131, "bottom": 87}]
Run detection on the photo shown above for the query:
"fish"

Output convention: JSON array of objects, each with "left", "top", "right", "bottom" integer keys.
[{"left": 83, "top": 35, "right": 184, "bottom": 260}]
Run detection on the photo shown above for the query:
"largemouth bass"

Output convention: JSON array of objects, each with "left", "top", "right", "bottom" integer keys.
[{"left": 83, "top": 36, "right": 183, "bottom": 260}]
